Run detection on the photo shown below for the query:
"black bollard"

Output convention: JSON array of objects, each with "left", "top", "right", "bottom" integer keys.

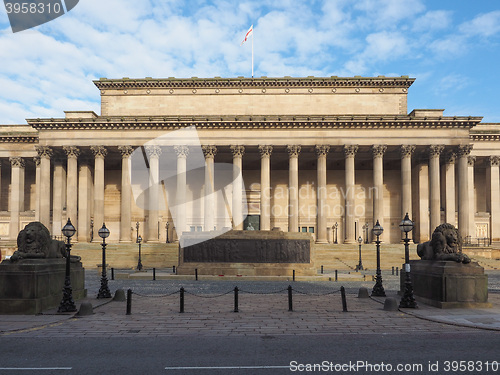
[
  {"left": 288, "top": 285, "right": 293, "bottom": 312},
  {"left": 340, "top": 286, "right": 348, "bottom": 312},
  {"left": 392, "top": 266, "right": 394, "bottom": 275},
  {"left": 335, "top": 270, "right": 338, "bottom": 282},
  {"left": 153, "top": 268, "right": 156, "bottom": 281},
  {"left": 173, "top": 265, "right": 176, "bottom": 274},
  {"left": 195, "top": 268, "right": 198, "bottom": 281},
  {"left": 293, "top": 269, "right": 295, "bottom": 281},
  {"left": 180, "top": 287, "right": 184, "bottom": 313},
  {"left": 126, "top": 289, "right": 132, "bottom": 315},
  {"left": 111, "top": 267, "right": 115, "bottom": 280},
  {"left": 321, "top": 265, "right": 324, "bottom": 274},
  {"left": 396, "top": 267, "right": 399, "bottom": 276},
  {"left": 234, "top": 287, "right": 239, "bottom": 313}
]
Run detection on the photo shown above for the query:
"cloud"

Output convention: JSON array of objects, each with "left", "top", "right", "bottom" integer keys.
[
  {"left": 459, "top": 11, "right": 500, "bottom": 38},
  {"left": 412, "top": 10, "right": 453, "bottom": 32}
]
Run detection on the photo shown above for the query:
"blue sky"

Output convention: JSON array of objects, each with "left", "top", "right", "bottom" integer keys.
[{"left": 1, "top": 0, "right": 499, "bottom": 124}]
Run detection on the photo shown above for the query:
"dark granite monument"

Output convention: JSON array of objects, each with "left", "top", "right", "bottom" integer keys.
[
  {"left": 0, "top": 222, "right": 86, "bottom": 314},
  {"left": 177, "top": 229, "right": 316, "bottom": 276},
  {"left": 402, "top": 223, "right": 490, "bottom": 308}
]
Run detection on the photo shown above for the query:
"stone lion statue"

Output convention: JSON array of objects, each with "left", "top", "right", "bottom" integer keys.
[
  {"left": 417, "top": 223, "right": 470, "bottom": 263},
  {"left": 10, "top": 221, "right": 80, "bottom": 262}
]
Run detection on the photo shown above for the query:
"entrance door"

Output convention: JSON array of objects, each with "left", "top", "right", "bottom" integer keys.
[{"left": 243, "top": 215, "right": 260, "bottom": 230}]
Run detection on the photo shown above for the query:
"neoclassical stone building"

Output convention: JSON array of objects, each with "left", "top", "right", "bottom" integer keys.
[{"left": 0, "top": 76, "right": 499, "bottom": 245}]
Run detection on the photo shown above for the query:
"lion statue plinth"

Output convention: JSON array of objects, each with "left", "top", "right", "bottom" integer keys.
[
  {"left": 417, "top": 223, "right": 470, "bottom": 264},
  {"left": 10, "top": 221, "right": 81, "bottom": 263}
]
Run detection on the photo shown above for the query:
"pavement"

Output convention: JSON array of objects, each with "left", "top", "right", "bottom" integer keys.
[{"left": 1, "top": 271, "right": 500, "bottom": 337}]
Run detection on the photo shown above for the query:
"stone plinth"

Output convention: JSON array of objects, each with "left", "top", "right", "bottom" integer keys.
[
  {"left": 0, "top": 259, "right": 86, "bottom": 314},
  {"left": 401, "top": 260, "right": 490, "bottom": 309},
  {"left": 177, "top": 230, "right": 316, "bottom": 276}
]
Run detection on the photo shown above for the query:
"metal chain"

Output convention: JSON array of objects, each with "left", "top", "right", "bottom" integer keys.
[
  {"left": 238, "top": 288, "right": 289, "bottom": 295},
  {"left": 293, "top": 289, "right": 341, "bottom": 296},
  {"left": 184, "top": 290, "right": 234, "bottom": 299},
  {"left": 131, "top": 290, "right": 180, "bottom": 298}
]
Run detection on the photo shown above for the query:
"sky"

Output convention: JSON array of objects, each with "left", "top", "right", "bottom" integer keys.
[{"left": 0, "top": 0, "right": 500, "bottom": 124}]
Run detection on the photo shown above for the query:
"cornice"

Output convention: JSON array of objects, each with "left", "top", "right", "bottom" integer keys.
[
  {"left": 27, "top": 115, "right": 482, "bottom": 131},
  {"left": 471, "top": 134, "right": 500, "bottom": 141},
  {"left": 0, "top": 135, "right": 38, "bottom": 143},
  {"left": 93, "top": 76, "right": 415, "bottom": 90}
]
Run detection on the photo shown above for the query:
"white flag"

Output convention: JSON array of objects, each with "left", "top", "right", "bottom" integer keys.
[{"left": 240, "top": 25, "right": 253, "bottom": 45}]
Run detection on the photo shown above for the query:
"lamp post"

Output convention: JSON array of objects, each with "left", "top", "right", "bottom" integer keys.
[
  {"left": 136, "top": 235, "right": 143, "bottom": 271},
  {"left": 333, "top": 222, "right": 338, "bottom": 244},
  {"left": 355, "top": 235, "right": 364, "bottom": 271},
  {"left": 363, "top": 222, "right": 369, "bottom": 243},
  {"left": 97, "top": 223, "right": 111, "bottom": 299},
  {"left": 58, "top": 218, "right": 77, "bottom": 313},
  {"left": 135, "top": 222, "right": 139, "bottom": 243},
  {"left": 166, "top": 222, "right": 170, "bottom": 243},
  {"left": 371, "top": 220, "right": 385, "bottom": 297},
  {"left": 90, "top": 219, "right": 94, "bottom": 242},
  {"left": 399, "top": 212, "right": 417, "bottom": 308}
]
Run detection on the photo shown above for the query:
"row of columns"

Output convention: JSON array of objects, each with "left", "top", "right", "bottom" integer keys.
[{"left": 3, "top": 143, "right": 496, "bottom": 243}]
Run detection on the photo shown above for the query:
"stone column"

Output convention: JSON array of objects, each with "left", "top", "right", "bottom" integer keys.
[
  {"left": 287, "top": 145, "right": 301, "bottom": 233},
  {"left": 429, "top": 145, "right": 444, "bottom": 232},
  {"left": 146, "top": 145, "right": 162, "bottom": 242},
  {"left": 52, "top": 159, "right": 65, "bottom": 236},
  {"left": 91, "top": 146, "right": 107, "bottom": 239},
  {"left": 400, "top": 145, "right": 415, "bottom": 222},
  {"left": 202, "top": 145, "right": 217, "bottom": 231},
  {"left": 36, "top": 146, "right": 52, "bottom": 228},
  {"left": 315, "top": 145, "right": 329, "bottom": 243},
  {"left": 486, "top": 156, "right": 500, "bottom": 243},
  {"left": 118, "top": 146, "right": 133, "bottom": 242},
  {"left": 230, "top": 145, "right": 245, "bottom": 230},
  {"left": 372, "top": 145, "right": 387, "bottom": 239},
  {"left": 63, "top": 146, "right": 79, "bottom": 232},
  {"left": 78, "top": 160, "right": 92, "bottom": 242},
  {"left": 174, "top": 146, "right": 189, "bottom": 236},
  {"left": 344, "top": 145, "right": 358, "bottom": 244},
  {"left": 33, "top": 157, "right": 40, "bottom": 221},
  {"left": 259, "top": 145, "right": 273, "bottom": 231},
  {"left": 468, "top": 155, "right": 476, "bottom": 239},
  {"left": 443, "top": 152, "right": 456, "bottom": 225},
  {"left": 9, "top": 157, "right": 24, "bottom": 239},
  {"left": 457, "top": 145, "right": 472, "bottom": 241}
]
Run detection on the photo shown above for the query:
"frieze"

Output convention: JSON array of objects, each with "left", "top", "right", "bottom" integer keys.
[{"left": 183, "top": 238, "right": 310, "bottom": 263}]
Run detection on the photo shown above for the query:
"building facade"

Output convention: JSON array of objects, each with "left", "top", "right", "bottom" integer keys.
[{"left": 0, "top": 76, "right": 499, "bottom": 245}]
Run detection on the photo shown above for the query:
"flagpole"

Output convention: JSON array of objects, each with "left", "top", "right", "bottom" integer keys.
[{"left": 251, "top": 29, "right": 254, "bottom": 78}]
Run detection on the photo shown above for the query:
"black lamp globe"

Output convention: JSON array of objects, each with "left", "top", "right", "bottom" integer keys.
[
  {"left": 357, "top": 236, "right": 362, "bottom": 244},
  {"left": 372, "top": 220, "right": 384, "bottom": 237},
  {"left": 399, "top": 213, "right": 414, "bottom": 233},
  {"left": 62, "top": 219, "right": 76, "bottom": 238},
  {"left": 98, "top": 223, "right": 110, "bottom": 239}
]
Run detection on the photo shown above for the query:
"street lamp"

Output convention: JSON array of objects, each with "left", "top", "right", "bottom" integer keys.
[
  {"left": 371, "top": 220, "right": 385, "bottom": 297},
  {"left": 97, "top": 223, "right": 111, "bottom": 299},
  {"left": 135, "top": 222, "right": 140, "bottom": 243},
  {"left": 355, "top": 235, "right": 364, "bottom": 271},
  {"left": 58, "top": 218, "right": 77, "bottom": 313},
  {"left": 166, "top": 222, "right": 170, "bottom": 243},
  {"left": 333, "top": 222, "right": 338, "bottom": 244},
  {"left": 90, "top": 219, "right": 94, "bottom": 242},
  {"left": 136, "top": 235, "right": 143, "bottom": 271},
  {"left": 399, "top": 213, "right": 417, "bottom": 308}
]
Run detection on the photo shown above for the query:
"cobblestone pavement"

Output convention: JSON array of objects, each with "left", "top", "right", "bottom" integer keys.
[{"left": 1, "top": 270, "right": 499, "bottom": 338}]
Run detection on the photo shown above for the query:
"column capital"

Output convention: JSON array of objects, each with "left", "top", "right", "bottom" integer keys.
[
  {"left": 258, "top": 145, "right": 273, "bottom": 158},
  {"left": 118, "top": 145, "right": 134, "bottom": 158},
  {"left": 33, "top": 156, "right": 40, "bottom": 166},
  {"left": 287, "top": 145, "right": 301, "bottom": 158},
  {"left": 35, "top": 146, "right": 53, "bottom": 159},
  {"left": 145, "top": 145, "right": 162, "bottom": 158},
  {"left": 230, "top": 145, "right": 245, "bottom": 157},
  {"left": 400, "top": 145, "right": 416, "bottom": 158},
  {"left": 314, "top": 145, "right": 329, "bottom": 157},
  {"left": 174, "top": 145, "right": 189, "bottom": 158},
  {"left": 372, "top": 145, "right": 387, "bottom": 158},
  {"left": 63, "top": 146, "right": 80, "bottom": 159},
  {"left": 429, "top": 144, "right": 445, "bottom": 157},
  {"left": 467, "top": 155, "right": 476, "bottom": 166},
  {"left": 90, "top": 146, "right": 107, "bottom": 158},
  {"left": 488, "top": 156, "right": 500, "bottom": 166},
  {"left": 201, "top": 145, "right": 217, "bottom": 159},
  {"left": 444, "top": 151, "right": 456, "bottom": 164},
  {"left": 9, "top": 157, "right": 25, "bottom": 168},
  {"left": 343, "top": 145, "right": 358, "bottom": 158},
  {"left": 457, "top": 144, "right": 473, "bottom": 157}
]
